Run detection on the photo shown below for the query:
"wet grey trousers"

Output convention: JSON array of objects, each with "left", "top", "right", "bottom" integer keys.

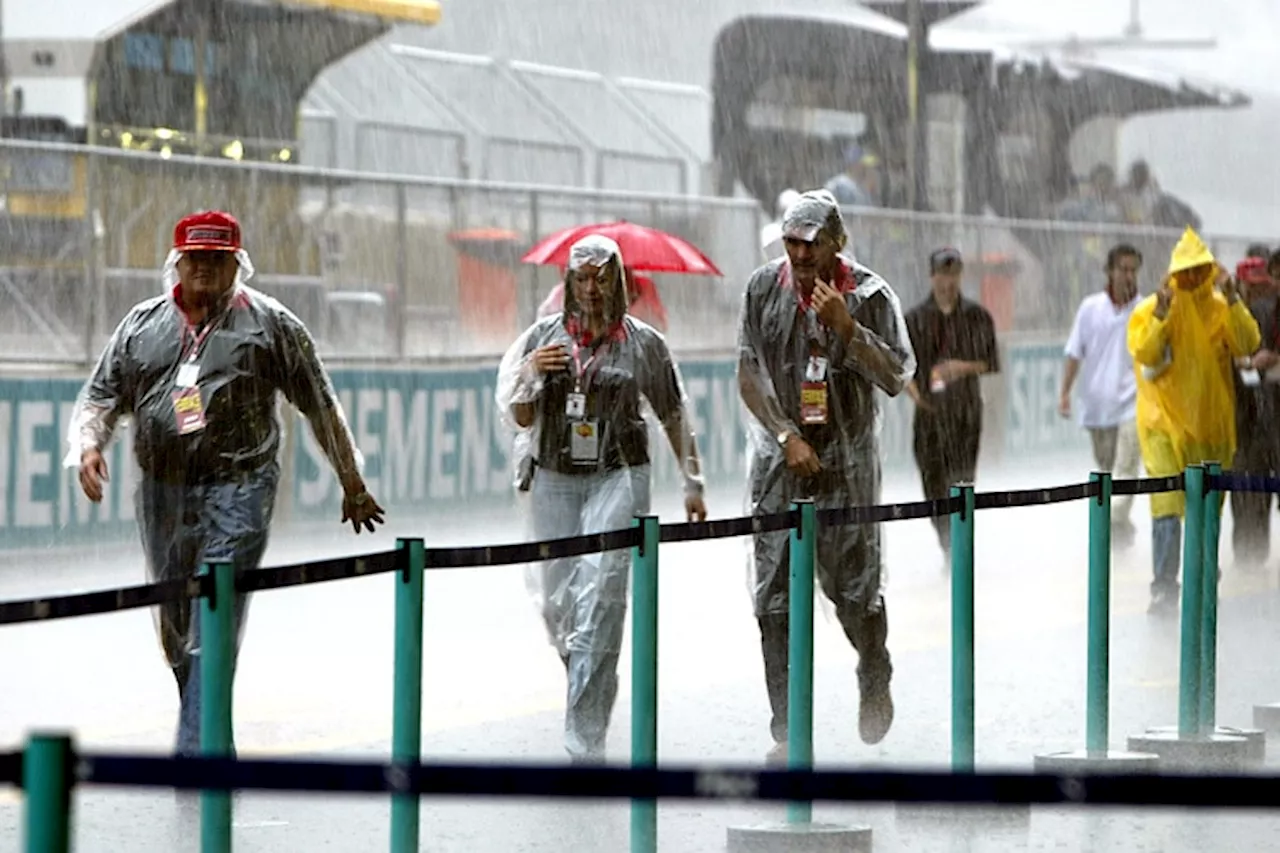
[
  {"left": 136, "top": 467, "right": 277, "bottom": 756},
  {"left": 1152, "top": 515, "right": 1181, "bottom": 598},
  {"left": 530, "top": 465, "right": 650, "bottom": 761}
]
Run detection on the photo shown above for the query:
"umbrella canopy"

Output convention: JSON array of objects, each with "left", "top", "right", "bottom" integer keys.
[{"left": 521, "top": 221, "right": 722, "bottom": 277}]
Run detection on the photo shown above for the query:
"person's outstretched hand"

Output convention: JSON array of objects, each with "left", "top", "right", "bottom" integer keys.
[{"left": 342, "top": 488, "right": 386, "bottom": 534}]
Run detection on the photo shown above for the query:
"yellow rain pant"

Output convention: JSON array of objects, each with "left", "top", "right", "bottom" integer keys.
[{"left": 1141, "top": 430, "right": 1230, "bottom": 519}]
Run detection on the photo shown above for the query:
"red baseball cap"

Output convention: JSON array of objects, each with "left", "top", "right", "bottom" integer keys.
[
  {"left": 1237, "top": 256, "right": 1270, "bottom": 285},
  {"left": 173, "top": 210, "right": 241, "bottom": 252}
]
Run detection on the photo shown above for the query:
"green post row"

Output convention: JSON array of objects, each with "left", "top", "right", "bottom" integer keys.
[
  {"left": 391, "top": 538, "right": 426, "bottom": 853},
  {"left": 630, "top": 515, "right": 661, "bottom": 853}
]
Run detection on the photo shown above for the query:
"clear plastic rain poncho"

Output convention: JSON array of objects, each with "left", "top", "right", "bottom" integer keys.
[
  {"left": 1128, "top": 227, "right": 1260, "bottom": 518},
  {"left": 63, "top": 242, "right": 360, "bottom": 751},
  {"left": 495, "top": 234, "right": 702, "bottom": 759},
  {"left": 737, "top": 191, "right": 916, "bottom": 618}
]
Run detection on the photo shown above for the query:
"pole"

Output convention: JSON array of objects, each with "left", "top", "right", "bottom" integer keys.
[
  {"left": 200, "top": 561, "right": 236, "bottom": 853},
  {"left": 23, "top": 734, "right": 72, "bottom": 853},
  {"left": 1085, "top": 472, "right": 1112, "bottom": 756},
  {"left": 905, "top": 0, "right": 928, "bottom": 212},
  {"left": 630, "top": 515, "right": 661, "bottom": 853},
  {"left": 1178, "top": 465, "right": 1205, "bottom": 738},
  {"left": 950, "top": 483, "right": 976, "bottom": 771},
  {"left": 391, "top": 538, "right": 426, "bottom": 853},
  {"left": 1200, "top": 462, "right": 1222, "bottom": 733},
  {"left": 787, "top": 500, "right": 817, "bottom": 824}
]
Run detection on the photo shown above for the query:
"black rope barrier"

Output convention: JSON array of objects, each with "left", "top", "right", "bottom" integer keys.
[
  {"left": 0, "top": 576, "right": 204, "bottom": 627},
  {"left": 70, "top": 754, "right": 1280, "bottom": 810},
  {"left": 4, "top": 470, "right": 1278, "bottom": 627},
  {"left": 975, "top": 482, "right": 1097, "bottom": 510},
  {"left": 424, "top": 528, "right": 643, "bottom": 569},
  {"left": 1112, "top": 474, "right": 1184, "bottom": 496},
  {"left": 659, "top": 509, "right": 796, "bottom": 544},
  {"left": 238, "top": 550, "right": 403, "bottom": 593},
  {"left": 1209, "top": 473, "right": 1280, "bottom": 495},
  {"left": 0, "top": 751, "right": 20, "bottom": 785},
  {"left": 818, "top": 496, "right": 962, "bottom": 528}
]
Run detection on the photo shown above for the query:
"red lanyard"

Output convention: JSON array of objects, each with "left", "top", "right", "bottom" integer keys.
[
  {"left": 571, "top": 341, "right": 607, "bottom": 393},
  {"left": 180, "top": 313, "right": 224, "bottom": 362}
]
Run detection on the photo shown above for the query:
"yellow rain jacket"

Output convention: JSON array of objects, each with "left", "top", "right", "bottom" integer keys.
[{"left": 1127, "top": 228, "right": 1261, "bottom": 518}]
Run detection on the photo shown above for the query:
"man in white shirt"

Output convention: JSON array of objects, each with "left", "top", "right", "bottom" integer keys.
[{"left": 1059, "top": 243, "right": 1144, "bottom": 546}]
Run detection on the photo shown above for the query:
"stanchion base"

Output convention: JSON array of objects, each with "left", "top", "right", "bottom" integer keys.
[
  {"left": 1032, "top": 749, "right": 1161, "bottom": 773},
  {"left": 1144, "top": 725, "right": 1266, "bottom": 765},
  {"left": 893, "top": 803, "right": 1031, "bottom": 833},
  {"left": 726, "top": 822, "right": 872, "bottom": 853},
  {"left": 1252, "top": 703, "right": 1280, "bottom": 735},
  {"left": 1126, "top": 729, "right": 1248, "bottom": 771}
]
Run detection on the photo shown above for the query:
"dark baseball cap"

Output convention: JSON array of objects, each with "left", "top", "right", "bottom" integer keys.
[{"left": 930, "top": 247, "right": 963, "bottom": 272}]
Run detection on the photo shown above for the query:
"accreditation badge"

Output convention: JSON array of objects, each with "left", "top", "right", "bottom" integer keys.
[
  {"left": 569, "top": 420, "right": 600, "bottom": 464},
  {"left": 172, "top": 387, "right": 208, "bottom": 435},
  {"left": 800, "top": 354, "right": 829, "bottom": 425}
]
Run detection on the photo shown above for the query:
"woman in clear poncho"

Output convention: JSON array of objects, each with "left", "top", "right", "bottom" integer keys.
[
  {"left": 1127, "top": 227, "right": 1260, "bottom": 614},
  {"left": 495, "top": 234, "right": 708, "bottom": 762}
]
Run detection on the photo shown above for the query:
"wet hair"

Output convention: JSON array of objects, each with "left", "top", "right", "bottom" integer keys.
[
  {"left": 1269, "top": 248, "right": 1280, "bottom": 277},
  {"left": 1106, "top": 243, "right": 1143, "bottom": 271},
  {"left": 1246, "top": 243, "right": 1271, "bottom": 260},
  {"left": 562, "top": 252, "right": 629, "bottom": 328}
]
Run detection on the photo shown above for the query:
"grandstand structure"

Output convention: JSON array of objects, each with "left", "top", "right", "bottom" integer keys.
[
  {"left": 0, "top": 0, "right": 1256, "bottom": 364},
  {"left": 298, "top": 44, "right": 709, "bottom": 197}
]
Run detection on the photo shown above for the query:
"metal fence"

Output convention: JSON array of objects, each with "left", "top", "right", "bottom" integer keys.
[{"left": 0, "top": 136, "right": 1271, "bottom": 366}]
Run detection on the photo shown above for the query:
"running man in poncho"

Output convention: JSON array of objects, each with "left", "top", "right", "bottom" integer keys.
[
  {"left": 66, "top": 211, "right": 385, "bottom": 755},
  {"left": 496, "top": 234, "right": 708, "bottom": 763},
  {"left": 1127, "top": 227, "right": 1260, "bottom": 615},
  {"left": 736, "top": 190, "right": 916, "bottom": 762}
]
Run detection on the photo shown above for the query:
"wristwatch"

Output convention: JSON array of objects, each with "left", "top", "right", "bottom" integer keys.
[{"left": 776, "top": 430, "right": 793, "bottom": 448}]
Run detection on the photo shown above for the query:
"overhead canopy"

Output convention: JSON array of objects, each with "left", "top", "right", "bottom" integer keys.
[
  {"left": 713, "top": 13, "right": 1249, "bottom": 124},
  {"left": 6, "top": 0, "right": 439, "bottom": 41},
  {"left": 71, "top": 0, "right": 440, "bottom": 152},
  {"left": 860, "top": 0, "right": 982, "bottom": 28}
]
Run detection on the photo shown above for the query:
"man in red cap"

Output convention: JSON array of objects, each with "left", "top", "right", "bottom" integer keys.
[
  {"left": 1230, "top": 252, "right": 1279, "bottom": 566},
  {"left": 66, "top": 210, "right": 385, "bottom": 755}
]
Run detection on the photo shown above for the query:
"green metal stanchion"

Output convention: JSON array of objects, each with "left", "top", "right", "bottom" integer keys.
[
  {"left": 787, "top": 500, "right": 817, "bottom": 825},
  {"left": 200, "top": 561, "right": 236, "bottom": 853},
  {"left": 1085, "top": 471, "right": 1113, "bottom": 757},
  {"left": 1178, "top": 465, "right": 1205, "bottom": 739},
  {"left": 390, "top": 538, "right": 426, "bottom": 853},
  {"left": 23, "top": 733, "right": 72, "bottom": 853},
  {"left": 1201, "top": 462, "right": 1222, "bottom": 733},
  {"left": 630, "top": 514, "right": 661, "bottom": 853},
  {"left": 950, "top": 483, "right": 976, "bottom": 772}
]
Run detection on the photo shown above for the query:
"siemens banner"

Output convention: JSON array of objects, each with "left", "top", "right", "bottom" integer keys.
[
  {"left": 0, "top": 377, "right": 140, "bottom": 550},
  {"left": 0, "top": 342, "right": 1087, "bottom": 551}
]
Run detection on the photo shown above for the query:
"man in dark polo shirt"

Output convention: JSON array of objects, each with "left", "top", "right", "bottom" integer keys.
[{"left": 904, "top": 247, "right": 1000, "bottom": 558}]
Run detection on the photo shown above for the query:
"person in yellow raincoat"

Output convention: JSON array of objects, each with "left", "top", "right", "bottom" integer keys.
[{"left": 1127, "top": 228, "right": 1261, "bottom": 615}]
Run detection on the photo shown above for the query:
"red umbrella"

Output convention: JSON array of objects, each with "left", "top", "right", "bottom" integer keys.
[{"left": 521, "top": 221, "right": 722, "bottom": 277}]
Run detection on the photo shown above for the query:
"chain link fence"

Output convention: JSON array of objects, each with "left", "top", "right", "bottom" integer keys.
[{"left": 0, "top": 137, "right": 1269, "bottom": 365}]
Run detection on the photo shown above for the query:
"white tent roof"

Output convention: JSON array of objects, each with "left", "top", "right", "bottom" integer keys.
[{"left": 7, "top": 0, "right": 168, "bottom": 41}]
